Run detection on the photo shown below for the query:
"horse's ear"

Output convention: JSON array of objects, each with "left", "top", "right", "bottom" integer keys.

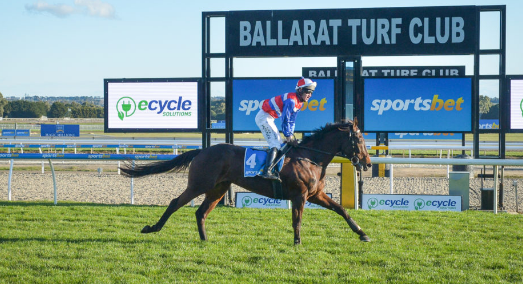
[{"left": 354, "top": 117, "right": 359, "bottom": 127}]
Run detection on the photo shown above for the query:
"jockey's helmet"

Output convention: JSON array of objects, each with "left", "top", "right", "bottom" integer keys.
[{"left": 295, "top": 77, "right": 317, "bottom": 92}]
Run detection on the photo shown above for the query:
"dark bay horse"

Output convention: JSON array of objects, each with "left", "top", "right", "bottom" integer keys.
[{"left": 121, "top": 119, "right": 372, "bottom": 244}]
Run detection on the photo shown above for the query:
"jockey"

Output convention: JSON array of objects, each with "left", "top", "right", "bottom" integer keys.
[{"left": 255, "top": 77, "right": 317, "bottom": 180}]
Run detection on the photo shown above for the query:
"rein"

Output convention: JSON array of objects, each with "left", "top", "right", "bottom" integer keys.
[{"left": 293, "top": 126, "right": 362, "bottom": 167}]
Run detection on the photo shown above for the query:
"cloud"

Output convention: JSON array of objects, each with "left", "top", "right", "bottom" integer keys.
[
  {"left": 25, "top": 1, "right": 77, "bottom": 18},
  {"left": 74, "top": 0, "right": 116, "bottom": 19},
  {"left": 25, "top": 0, "right": 116, "bottom": 19}
]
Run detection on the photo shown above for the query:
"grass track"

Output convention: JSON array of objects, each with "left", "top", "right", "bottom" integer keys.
[{"left": 1, "top": 202, "right": 523, "bottom": 283}]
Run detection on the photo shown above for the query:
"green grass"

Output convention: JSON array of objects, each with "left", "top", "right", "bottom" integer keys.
[{"left": 1, "top": 202, "right": 522, "bottom": 283}]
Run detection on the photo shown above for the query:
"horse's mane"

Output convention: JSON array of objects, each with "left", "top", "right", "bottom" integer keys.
[{"left": 299, "top": 120, "right": 354, "bottom": 146}]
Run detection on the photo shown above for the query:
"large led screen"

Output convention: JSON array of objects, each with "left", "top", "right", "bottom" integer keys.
[
  {"left": 233, "top": 78, "right": 335, "bottom": 132},
  {"left": 363, "top": 78, "right": 472, "bottom": 132},
  {"left": 105, "top": 79, "right": 200, "bottom": 132},
  {"left": 510, "top": 79, "right": 523, "bottom": 131}
]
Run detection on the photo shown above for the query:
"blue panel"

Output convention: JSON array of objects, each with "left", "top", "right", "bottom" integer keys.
[
  {"left": 232, "top": 78, "right": 335, "bottom": 132},
  {"left": 41, "top": 125, "right": 80, "bottom": 137},
  {"left": 364, "top": 78, "right": 472, "bottom": 132}
]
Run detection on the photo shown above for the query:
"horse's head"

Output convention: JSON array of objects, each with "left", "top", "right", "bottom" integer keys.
[{"left": 338, "top": 117, "right": 372, "bottom": 171}]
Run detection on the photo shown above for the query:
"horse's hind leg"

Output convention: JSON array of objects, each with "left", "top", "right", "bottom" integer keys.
[
  {"left": 141, "top": 189, "right": 200, "bottom": 234},
  {"left": 195, "top": 182, "right": 231, "bottom": 241},
  {"left": 291, "top": 195, "right": 306, "bottom": 245},
  {"left": 307, "top": 192, "right": 370, "bottom": 242}
]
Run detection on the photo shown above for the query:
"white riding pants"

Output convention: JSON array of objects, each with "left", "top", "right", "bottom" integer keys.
[{"left": 255, "top": 110, "right": 283, "bottom": 149}]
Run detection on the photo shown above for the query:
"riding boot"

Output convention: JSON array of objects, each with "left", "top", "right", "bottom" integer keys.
[{"left": 260, "top": 147, "right": 280, "bottom": 180}]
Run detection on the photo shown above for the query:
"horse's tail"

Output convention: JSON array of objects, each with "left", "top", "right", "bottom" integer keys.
[{"left": 120, "top": 149, "right": 202, "bottom": 178}]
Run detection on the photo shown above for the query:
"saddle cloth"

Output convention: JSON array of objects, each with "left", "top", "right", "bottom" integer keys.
[{"left": 243, "top": 148, "right": 284, "bottom": 178}]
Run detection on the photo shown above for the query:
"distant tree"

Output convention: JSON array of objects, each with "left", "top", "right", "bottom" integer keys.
[
  {"left": 479, "top": 95, "right": 492, "bottom": 117},
  {"left": 48, "top": 102, "right": 68, "bottom": 118},
  {"left": 69, "top": 102, "right": 103, "bottom": 118},
  {"left": 483, "top": 104, "right": 499, "bottom": 119},
  {"left": 0, "top": 91, "right": 7, "bottom": 117},
  {"left": 210, "top": 98, "right": 225, "bottom": 121},
  {"left": 5, "top": 100, "right": 49, "bottom": 118}
]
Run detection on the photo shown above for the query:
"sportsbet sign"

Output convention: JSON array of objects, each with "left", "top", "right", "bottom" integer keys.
[
  {"left": 233, "top": 78, "right": 334, "bottom": 132},
  {"left": 363, "top": 77, "right": 472, "bottom": 132},
  {"left": 362, "top": 194, "right": 462, "bottom": 212},
  {"left": 105, "top": 79, "right": 200, "bottom": 132}
]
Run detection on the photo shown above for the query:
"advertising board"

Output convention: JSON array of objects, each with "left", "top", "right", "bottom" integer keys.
[
  {"left": 362, "top": 194, "right": 461, "bottom": 212},
  {"left": 363, "top": 132, "right": 462, "bottom": 141},
  {"left": 479, "top": 119, "right": 499, "bottom": 130},
  {"left": 41, "top": 125, "right": 79, "bottom": 137},
  {"left": 303, "top": 66, "right": 466, "bottom": 78},
  {"left": 363, "top": 77, "right": 472, "bottom": 132},
  {"left": 235, "top": 192, "right": 331, "bottom": 209},
  {"left": 232, "top": 78, "right": 334, "bottom": 132},
  {"left": 2, "top": 129, "right": 30, "bottom": 137},
  {"left": 509, "top": 79, "right": 523, "bottom": 131},
  {"left": 104, "top": 79, "right": 200, "bottom": 132}
]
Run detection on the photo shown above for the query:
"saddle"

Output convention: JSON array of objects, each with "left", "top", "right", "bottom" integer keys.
[{"left": 243, "top": 144, "right": 293, "bottom": 199}]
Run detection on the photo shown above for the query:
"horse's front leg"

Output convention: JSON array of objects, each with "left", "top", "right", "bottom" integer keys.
[
  {"left": 308, "top": 191, "right": 370, "bottom": 242},
  {"left": 291, "top": 196, "right": 306, "bottom": 245}
]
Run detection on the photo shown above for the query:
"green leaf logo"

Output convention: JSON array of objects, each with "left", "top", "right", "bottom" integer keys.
[
  {"left": 367, "top": 198, "right": 379, "bottom": 209},
  {"left": 242, "top": 196, "right": 252, "bottom": 207},
  {"left": 116, "top": 97, "right": 137, "bottom": 121},
  {"left": 414, "top": 198, "right": 425, "bottom": 210}
]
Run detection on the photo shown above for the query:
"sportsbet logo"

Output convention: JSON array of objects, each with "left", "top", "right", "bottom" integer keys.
[
  {"left": 238, "top": 98, "right": 328, "bottom": 115},
  {"left": 370, "top": 95, "right": 465, "bottom": 115},
  {"left": 116, "top": 96, "right": 193, "bottom": 121}
]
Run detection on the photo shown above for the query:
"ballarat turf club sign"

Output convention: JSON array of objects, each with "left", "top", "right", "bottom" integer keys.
[{"left": 227, "top": 6, "right": 476, "bottom": 57}]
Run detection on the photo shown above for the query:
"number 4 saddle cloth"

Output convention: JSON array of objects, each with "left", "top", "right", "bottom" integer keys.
[{"left": 243, "top": 148, "right": 285, "bottom": 178}]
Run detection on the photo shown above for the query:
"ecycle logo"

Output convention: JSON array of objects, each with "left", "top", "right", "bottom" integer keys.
[
  {"left": 242, "top": 196, "right": 253, "bottom": 207},
  {"left": 367, "top": 198, "right": 379, "bottom": 209},
  {"left": 414, "top": 198, "right": 425, "bottom": 210},
  {"left": 116, "top": 96, "right": 193, "bottom": 121},
  {"left": 116, "top": 97, "right": 137, "bottom": 121}
]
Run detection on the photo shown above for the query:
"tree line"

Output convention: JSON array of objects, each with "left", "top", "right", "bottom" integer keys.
[
  {"left": 0, "top": 93, "right": 103, "bottom": 118},
  {"left": 0, "top": 92, "right": 500, "bottom": 120}
]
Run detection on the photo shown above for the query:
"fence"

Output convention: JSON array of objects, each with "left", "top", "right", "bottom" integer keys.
[
  {"left": 2, "top": 142, "right": 523, "bottom": 213},
  {"left": 364, "top": 157, "right": 523, "bottom": 214}
]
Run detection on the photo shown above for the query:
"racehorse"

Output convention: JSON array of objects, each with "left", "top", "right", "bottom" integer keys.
[{"left": 121, "top": 118, "right": 372, "bottom": 244}]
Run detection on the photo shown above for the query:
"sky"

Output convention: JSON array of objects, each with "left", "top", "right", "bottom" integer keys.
[{"left": 1, "top": 0, "right": 522, "bottom": 98}]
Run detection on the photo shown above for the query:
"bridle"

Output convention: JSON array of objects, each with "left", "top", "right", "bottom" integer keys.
[{"left": 293, "top": 124, "right": 364, "bottom": 168}]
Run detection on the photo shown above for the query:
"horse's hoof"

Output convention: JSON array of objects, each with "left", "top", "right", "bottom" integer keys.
[
  {"left": 141, "top": 225, "right": 152, "bottom": 233},
  {"left": 360, "top": 235, "right": 371, "bottom": 242},
  {"left": 294, "top": 240, "right": 301, "bottom": 245}
]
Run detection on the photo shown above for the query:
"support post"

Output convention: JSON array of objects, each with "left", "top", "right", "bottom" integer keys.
[
  {"left": 493, "top": 165, "right": 498, "bottom": 214},
  {"left": 48, "top": 159, "right": 57, "bottom": 205},
  {"left": 8, "top": 159, "right": 13, "bottom": 201}
]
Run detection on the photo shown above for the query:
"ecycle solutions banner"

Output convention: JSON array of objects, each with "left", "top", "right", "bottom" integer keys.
[
  {"left": 362, "top": 194, "right": 462, "bottom": 212},
  {"left": 105, "top": 80, "right": 200, "bottom": 132}
]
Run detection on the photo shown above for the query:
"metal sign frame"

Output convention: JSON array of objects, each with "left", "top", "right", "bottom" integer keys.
[{"left": 202, "top": 5, "right": 506, "bottom": 158}]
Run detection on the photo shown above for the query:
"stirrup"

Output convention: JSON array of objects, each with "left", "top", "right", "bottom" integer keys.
[{"left": 260, "top": 172, "right": 280, "bottom": 181}]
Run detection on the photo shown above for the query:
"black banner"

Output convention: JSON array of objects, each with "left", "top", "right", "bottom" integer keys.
[
  {"left": 227, "top": 6, "right": 476, "bottom": 57},
  {"left": 303, "top": 66, "right": 466, "bottom": 78}
]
